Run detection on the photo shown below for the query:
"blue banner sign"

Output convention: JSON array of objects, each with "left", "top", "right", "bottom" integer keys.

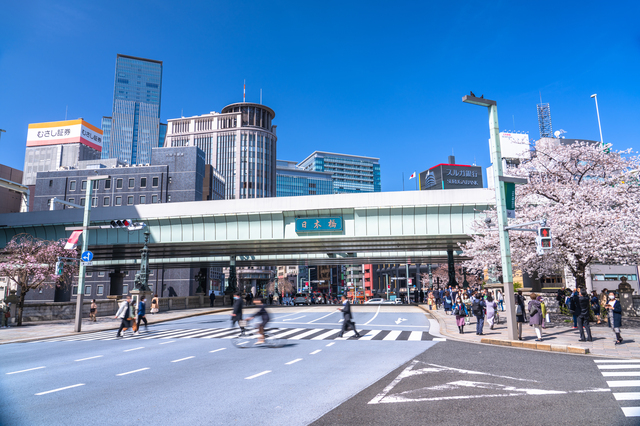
[{"left": 295, "top": 217, "right": 343, "bottom": 233}]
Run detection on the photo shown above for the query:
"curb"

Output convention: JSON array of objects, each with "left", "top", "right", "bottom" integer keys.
[
  {"left": 0, "top": 307, "right": 232, "bottom": 345},
  {"left": 417, "top": 305, "right": 589, "bottom": 355}
]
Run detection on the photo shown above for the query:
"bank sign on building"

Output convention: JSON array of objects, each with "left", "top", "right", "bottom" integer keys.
[{"left": 419, "top": 164, "right": 483, "bottom": 190}]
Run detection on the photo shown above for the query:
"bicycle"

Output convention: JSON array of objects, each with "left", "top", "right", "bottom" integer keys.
[{"left": 232, "top": 320, "right": 283, "bottom": 349}]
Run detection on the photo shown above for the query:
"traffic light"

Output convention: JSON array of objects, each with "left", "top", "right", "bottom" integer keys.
[
  {"left": 54, "top": 260, "right": 64, "bottom": 276},
  {"left": 536, "top": 227, "right": 552, "bottom": 255},
  {"left": 110, "top": 219, "right": 133, "bottom": 228}
]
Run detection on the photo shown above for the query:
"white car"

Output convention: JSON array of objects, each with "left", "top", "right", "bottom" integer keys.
[{"left": 364, "top": 298, "right": 385, "bottom": 304}]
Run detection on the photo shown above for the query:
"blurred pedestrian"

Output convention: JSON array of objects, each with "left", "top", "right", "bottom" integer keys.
[
  {"left": 443, "top": 291, "right": 453, "bottom": 315},
  {"left": 135, "top": 296, "right": 148, "bottom": 335},
  {"left": 472, "top": 293, "right": 486, "bottom": 335},
  {"left": 577, "top": 289, "right": 592, "bottom": 342},
  {"left": 590, "top": 290, "right": 601, "bottom": 324},
  {"left": 605, "top": 292, "right": 623, "bottom": 345},
  {"left": 115, "top": 296, "right": 133, "bottom": 338},
  {"left": 427, "top": 292, "right": 436, "bottom": 310},
  {"left": 515, "top": 290, "right": 526, "bottom": 340},
  {"left": 90, "top": 299, "right": 97, "bottom": 322},
  {"left": 486, "top": 294, "right": 497, "bottom": 330},
  {"left": 496, "top": 290, "right": 504, "bottom": 311},
  {"left": 209, "top": 291, "right": 216, "bottom": 307},
  {"left": 337, "top": 295, "right": 361, "bottom": 338},
  {"left": 462, "top": 292, "right": 472, "bottom": 326},
  {"left": 538, "top": 296, "right": 547, "bottom": 329},
  {"left": 1, "top": 301, "right": 9, "bottom": 328},
  {"left": 150, "top": 294, "right": 159, "bottom": 314},
  {"left": 231, "top": 292, "right": 245, "bottom": 336},
  {"left": 570, "top": 288, "right": 580, "bottom": 329},
  {"left": 528, "top": 292, "right": 543, "bottom": 341}
]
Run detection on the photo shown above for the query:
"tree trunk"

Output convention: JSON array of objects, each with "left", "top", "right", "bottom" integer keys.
[{"left": 17, "top": 288, "right": 27, "bottom": 326}]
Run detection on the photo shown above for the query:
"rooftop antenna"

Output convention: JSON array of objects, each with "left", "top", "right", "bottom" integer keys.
[
  {"left": 260, "top": 88, "right": 262, "bottom": 104},
  {"left": 65, "top": 105, "right": 68, "bottom": 120},
  {"left": 512, "top": 114, "right": 515, "bottom": 129},
  {"left": 243, "top": 80, "right": 246, "bottom": 103}
]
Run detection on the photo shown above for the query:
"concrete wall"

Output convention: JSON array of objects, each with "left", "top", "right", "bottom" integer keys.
[{"left": 18, "top": 295, "right": 231, "bottom": 322}]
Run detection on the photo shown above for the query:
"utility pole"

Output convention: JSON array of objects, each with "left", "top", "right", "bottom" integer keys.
[{"left": 463, "top": 94, "right": 517, "bottom": 340}]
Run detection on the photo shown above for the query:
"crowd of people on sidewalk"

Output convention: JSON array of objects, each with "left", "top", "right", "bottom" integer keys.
[{"left": 424, "top": 284, "right": 625, "bottom": 346}]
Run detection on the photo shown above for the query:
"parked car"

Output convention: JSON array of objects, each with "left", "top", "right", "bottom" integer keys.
[
  {"left": 294, "top": 293, "right": 311, "bottom": 306},
  {"left": 364, "top": 298, "right": 385, "bottom": 304}
]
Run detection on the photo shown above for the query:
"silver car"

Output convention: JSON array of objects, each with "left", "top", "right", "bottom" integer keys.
[{"left": 293, "top": 293, "right": 311, "bottom": 305}]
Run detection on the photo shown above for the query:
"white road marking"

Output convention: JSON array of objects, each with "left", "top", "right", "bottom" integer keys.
[
  {"left": 383, "top": 330, "right": 402, "bottom": 341},
  {"left": 209, "top": 348, "right": 226, "bottom": 353},
  {"left": 364, "top": 305, "right": 381, "bottom": 325},
  {"left": 326, "top": 342, "right": 335, "bottom": 347},
  {"left": 268, "top": 328, "right": 306, "bottom": 339},
  {"left": 202, "top": 329, "right": 243, "bottom": 339},
  {"left": 116, "top": 368, "right": 149, "bottom": 376},
  {"left": 359, "top": 330, "right": 382, "bottom": 340},
  {"left": 286, "top": 358, "right": 303, "bottom": 365},
  {"left": 75, "top": 356, "right": 103, "bottom": 362},
  {"left": 6, "top": 366, "right": 45, "bottom": 375},
  {"left": 607, "top": 380, "right": 640, "bottom": 387},
  {"left": 408, "top": 331, "right": 422, "bottom": 341},
  {"left": 310, "top": 349, "right": 322, "bottom": 355},
  {"left": 598, "top": 364, "right": 640, "bottom": 369},
  {"left": 283, "top": 316, "right": 306, "bottom": 321},
  {"left": 35, "top": 383, "right": 84, "bottom": 396},
  {"left": 335, "top": 331, "right": 355, "bottom": 340},
  {"left": 182, "top": 330, "right": 223, "bottom": 338},
  {"left": 308, "top": 312, "right": 337, "bottom": 324},
  {"left": 245, "top": 370, "right": 271, "bottom": 380},
  {"left": 124, "top": 347, "right": 144, "bottom": 352},
  {"left": 602, "top": 372, "right": 640, "bottom": 377},
  {"left": 621, "top": 407, "right": 640, "bottom": 417},
  {"left": 339, "top": 319, "right": 344, "bottom": 323},
  {"left": 171, "top": 356, "right": 195, "bottom": 363},
  {"left": 311, "top": 329, "right": 341, "bottom": 340},
  {"left": 159, "top": 341, "right": 175, "bottom": 345},
  {"left": 614, "top": 392, "right": 640, "bottom": 401},
  {"left": 288, "top": 329, "right": 324, "bottom": 340},
  {"left": 595, "top": 359, "right": 640, "bottom": 363},
  {"left": 394, "top": 317, "right": 407, "bottom": 325}
]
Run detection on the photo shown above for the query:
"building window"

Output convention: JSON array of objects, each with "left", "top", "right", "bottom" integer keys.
[
  {"left": 68, "top": 198, "right": 74, "bottom": 204},
  {"left": 127, "top": 196, "right": 134, "bottom": 205},
  {"left": 81, "top": 181, "right": 87, "bottom": 190},
  {"left": 152, "top": 177, "right": 159, "bottom": 187},
  {"left": 92, "top": 180, "right": 99, "bottom": 189},
  {"left": 129, "top": 178, "right": 135, "bottom": 188},
  {"left": 80, "top": 198, "right": 85, "bottom": 206},
  {"left": 140, "top": 195, "right": 146, "bottom": 204},
  {"left": 98, "top": 271, "right": 105, "bottom": 277},
  {"left": 49, "top": 180, "right": 53, "bottom": 187},
  {"left": 116, "top": 178, "right": 123, "bottom": 189},
  {"left": 115, "top": 196, "right": 122, "bottom": 206},
  {"left": 103, "top": 196, "right": 110, "bottom": 206},
  {"left": 152, "top": 194, "right": 158, "bottom": 203},
  {"left": 105, "top": 179, "right": 111, "bottom": 189},
  {"left": 122, "top": 284, "right": 128, "bottom": 294},
  {"left": 140, "top": 177, "right": 147, "bottom": 188},
  {"left": 97, "top": 285, "right": 104, "bottom": 296},
  {"left": 72, "top": 286, "right": 78, "bottom": 296},
  {"left": 69, "top": 181, "right": 76, "bottom": 191},
  {"left": 84, "top": 285, "right": 91, "bottom": 296},
  {"left": 91, "top": 197, "right": 98, "bottom": 207}
]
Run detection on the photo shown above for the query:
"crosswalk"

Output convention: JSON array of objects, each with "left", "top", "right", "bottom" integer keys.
[
  {"left": 32, "top": 327, "right": 436, "bottom": 343},
  {"left": 595, "top": 358, "right": 640, "bottom": 418}
]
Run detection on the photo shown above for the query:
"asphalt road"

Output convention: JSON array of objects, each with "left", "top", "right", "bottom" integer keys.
[{"left": 1, "top": 305, "right": 637, "bottom": 425}]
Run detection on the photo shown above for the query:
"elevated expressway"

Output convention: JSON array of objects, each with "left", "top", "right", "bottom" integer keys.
[{"left": 0, "top": 189, "right": 493, "bottom": 270}]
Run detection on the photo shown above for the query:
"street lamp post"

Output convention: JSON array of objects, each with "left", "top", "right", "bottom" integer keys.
[
  {"left": 463, "top": 94, "right": 517, "bottom": 340},
  {"left": 74, "top": 174, "right": 110, "bottom": 333},
  {"left": 590, "top": 94, "right": 604, "bottom": 145}
]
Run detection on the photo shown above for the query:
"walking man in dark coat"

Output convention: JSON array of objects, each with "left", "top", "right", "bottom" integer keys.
[
  {"left": 231, "top": 292, "right": 245, "bottom": 335},
  {"left": 337, "top": 295, "right": 361, "bottom": 338},
  {"left": 577, "top": 288, "right": 593, "bottom": 342},
  {"left": 209, "top": 291, "right": 216, "bottom": 307}
]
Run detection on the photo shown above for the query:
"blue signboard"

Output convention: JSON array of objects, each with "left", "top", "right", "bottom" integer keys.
[
  {"left": 81, "top": 251, "right": 93, "bottom": 262},
  {"left": 295, "top": 217, "right": 343, "bottom": 233}
]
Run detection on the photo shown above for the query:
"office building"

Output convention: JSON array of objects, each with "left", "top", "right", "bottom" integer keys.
[
  {"left": 297, "top": 151, "right": 381, "bottom": 194},
  {"left": 419, "top": 155, "right": 483, "bottom": 191},
  {"left": 276, "top": 160, "right": 333, "bottom": 197},
  {"left": 101, "top": 54, "right": 165, "bottom": 165},
  {"left": 166, "top": 102, "right": 277, "bottom": 200},
  {"left": 0, "top": 164, "right": 24, "bottom": 214}
]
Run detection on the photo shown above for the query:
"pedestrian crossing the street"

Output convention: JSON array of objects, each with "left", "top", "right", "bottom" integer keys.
[
  {"left": 31, "top": 327, "right": 436, "bottom": 343},
  {"left": 595, "top": 359, "right": 640, "bottom": 418}
]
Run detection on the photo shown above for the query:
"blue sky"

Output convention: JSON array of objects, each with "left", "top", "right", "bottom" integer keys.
[{"left": 1, "top": 0, "right": 639, "bottom": 191}]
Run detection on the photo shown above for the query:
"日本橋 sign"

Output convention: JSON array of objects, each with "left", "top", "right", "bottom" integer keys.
[{"left": 295, "top": 217, "right": 343, "bottom": 233}]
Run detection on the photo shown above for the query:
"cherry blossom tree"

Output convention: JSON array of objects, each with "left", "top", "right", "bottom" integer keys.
[
  {"left": 460, "top": 139, "right": 640, "bottom": 288},
  {"left": 0, "top": 234, "right": 78, "bottom": 326}
]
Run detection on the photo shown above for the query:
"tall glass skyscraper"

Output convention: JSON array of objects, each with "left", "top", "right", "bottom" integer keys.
[
  {"left": 101, "top": 54, "right": 163, "bottom": 165},
  {"left": 298, "top": 151, "right": 381, "bottom": 194},
  {"left": 276, "top": 160, "right": 333, "bottom": 197}
]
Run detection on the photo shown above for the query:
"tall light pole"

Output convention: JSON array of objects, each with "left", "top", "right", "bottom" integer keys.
[
  {"left": 463, "top": 94, "right": 517, "bottom": 340},
  {"left": 590, "top": 94, "right": 604, "bottom": 145},
  {"left": 74, "top": 174, "right": 110, "bottom": 332}
]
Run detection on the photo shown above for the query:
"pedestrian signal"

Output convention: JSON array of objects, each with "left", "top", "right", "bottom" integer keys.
[
  {"left": 535, "top": 227, "right": 552, "bottom": 255},
  {"left": 54, "top": 260, "right": 64, "bottom": 276}
]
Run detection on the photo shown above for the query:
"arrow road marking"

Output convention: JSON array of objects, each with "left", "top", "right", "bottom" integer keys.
[{"left": 395, "top": 318, "right": 407, "bottom": 325}]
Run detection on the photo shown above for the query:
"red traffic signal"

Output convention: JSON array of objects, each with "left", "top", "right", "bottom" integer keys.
[{"left": 110, "top": 219, "right": 133, "bottom": 228}]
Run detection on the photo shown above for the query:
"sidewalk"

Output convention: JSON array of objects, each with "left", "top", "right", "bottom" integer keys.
[
  {"left": 421, "top": 305, "right": 640, "bottom": 359},
  {"left": 0, "top": 306, "right": 231, "bottom": 345}
]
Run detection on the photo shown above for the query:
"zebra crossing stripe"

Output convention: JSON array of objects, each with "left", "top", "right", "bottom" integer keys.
[
  {"left": 359, "top": 330, "right": 382, "bottom": 340},
  {"left": 201, "top": 329, "right": 244, "bottom": 339},
  {"left": 311, "top": 329, "right": 341, "bottom": 340},
  {"left": 408, "top": 331, "right": 422, "bottom": 341},
  {"left": 268, "top": 328, "right": 307, "bottom": 339},
  {"left": 289, "top": 329, "right": 324, "bottom": 340},
  {"left": 383, "top": 330, "right": 402, "bottom": 341}
]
